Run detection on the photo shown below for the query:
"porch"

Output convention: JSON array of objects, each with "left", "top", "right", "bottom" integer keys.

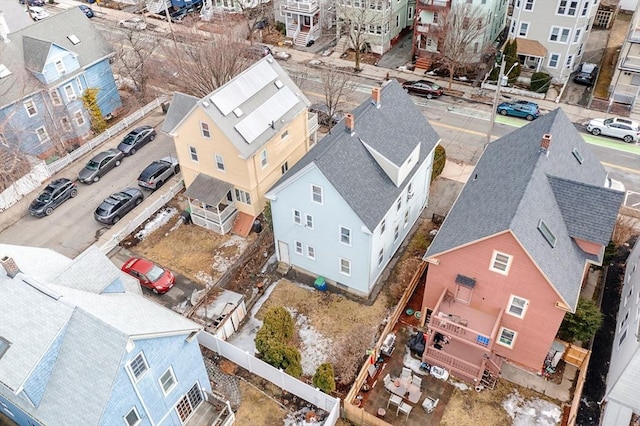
[
  {"left": 184, "top": 391, "right": 235, "bottom": 426},
  {"left": 282, "top": 2, "right": 321, "bottom": 47},
  {"left": 515, "top": 37, "right": 546, "bottom": 73},
  {"left": 185, "top": 174, "right": 237, "bottom": 235}
]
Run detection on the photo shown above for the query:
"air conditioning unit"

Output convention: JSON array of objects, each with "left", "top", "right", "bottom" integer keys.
[{"left": 407, "top": 191, "right": 414, "bottom": 199}]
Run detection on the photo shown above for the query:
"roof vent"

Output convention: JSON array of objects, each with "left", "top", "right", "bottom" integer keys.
[
  {"left": 202, "top": 101, "right": 210, "bottom": 108},
  {"left": 233, "top": 108, "right": 243, "bottom": 117},
  {"left": 275, "top": 80, "right": 284, "bottom": 89},
  {"left": 67, "top": 34, "right": 80, "bottom": 45},
  {"left": 1, "top": 256, "right": 20, "bottom": 278}
]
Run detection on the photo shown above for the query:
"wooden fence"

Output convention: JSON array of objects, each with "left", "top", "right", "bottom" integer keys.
[{"left": 565, "top": 350, "right": 591, "bottom": 426}]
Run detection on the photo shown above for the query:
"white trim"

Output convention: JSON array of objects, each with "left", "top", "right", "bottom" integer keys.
[
  {"left": 128, "top": 352, "right": 149, "bottom": 382},
  {"left": 294, "top": 240, "right": 303, "bottom": 254},
  {"left": 159, "top": 366, "right": 178, "bottom": 396},
  {"left": 305, "top": 213, "right": 314, "bottom": 229},
  {"left": 189, "top": 146, "right": 198, "bottom": 162},
  {"left": 123, "top": 406, "right": 142, "bottom": 426},
  {"left": 489, "top": 251, "right": 512, "bottom": 275},
  {"left": 214, "top": 153, "right": 225, "bottom": 171},
  {"left": 24, "top": 99, "right": 37, "bottom": 117},
  {"left": 506, "top": 295, "right": 529, "bottom": 318},
  {"left": 64, "top": 84, "right": 76, "bottom": 101},
  {"left": 497, "top": 326, "right": 517, "bottom": 348},
  {"left": 260, "top": 149, "right": 268, "bottom": 168},
  {"left": 311, "top": 184, "right": 323, "bottom": 205},
  {"left": 518, "top": 21, "right": 530, "bottom": 37},
  {"left": 339, "top": 257, "right": 351, "bottom": 276},
  {"left": 339, "top": 226, "right": 352, "bottom": 246},
  {"left": 50, "top": 89, "right": 62, "bottom": 106},
  {"left": 293, "top": 209, "right": 302, "bottom": 225},
  {"left": 74, "top": 110, "right": 85, "bottom": 126},
  {"left": 200, "top": 121, "right": 211, "bottom": 138},
  {"left": 35, "top": 126, "right": 49, "bottom": 143},
  {"left": 307, "top": 245, "right": 315, "bottom": 259}
]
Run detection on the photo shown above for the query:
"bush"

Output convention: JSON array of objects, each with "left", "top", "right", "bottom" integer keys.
[
  {"left": 82, "top": 88, "right": 107, "bottom": 134},
  {"left": 530, "top": 72, "right": 552, "bottom": 93},
  {"left": 255, "top": 306, "right": 296, "bottom": 370},
  {"left": 282, "top": 345, "right": 303, "bottom": 378},
  {"left": 313, "top": 363, "right": 336, "bottom": 394},
  {"left": 275, "top": 21, "right": 286, "bottom": 35},
  {"left": 558, "top": 298, "right": 603, "bottom": 342},
  {"left": 431, "top": 145, "right": 446, "bottom": 182}
]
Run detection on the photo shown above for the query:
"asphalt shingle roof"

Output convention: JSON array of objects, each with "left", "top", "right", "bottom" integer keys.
[
  {"left": 425, "top": 108, "right": 624, "bottom": 311},
  {"left": 268, "top": 80, "right": 440, "bottom": 231},
  {"left": 161, "top": 91, "right": 199, "bottom": 134}
]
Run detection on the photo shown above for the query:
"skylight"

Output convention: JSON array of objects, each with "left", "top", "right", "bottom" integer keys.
[
  {"left": 0, "top": 64, "right": 11, "bottom": 79},
  {"left": 572, "top": 148, "right": 584, "bottom": 164},
  {"left": 538, "top": 220, "right": 556, "bottom": 248},
  {"left": 233, "top": 108, "right": 243, "bottom": 118},
  {"left": 67, "top": 35, "right": 80, "bottom": 45}
]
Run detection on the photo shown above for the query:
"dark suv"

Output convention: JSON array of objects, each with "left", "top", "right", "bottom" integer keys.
[
  {"left": 117, "top": 126, "right": 157, "bottom": 156},
  {"left": 94, "top": 188, "right": 144, "bottom": 225},
  {"left": 573, "top": 63, "right": 598, "bottom": 86},
  {"left": 29, "top": 178, "right": 78, "bottom": 217}
]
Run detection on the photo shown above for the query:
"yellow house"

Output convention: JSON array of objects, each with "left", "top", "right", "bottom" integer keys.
[{"left": 162, "top": 57, "right": 318, "bottom": 236}]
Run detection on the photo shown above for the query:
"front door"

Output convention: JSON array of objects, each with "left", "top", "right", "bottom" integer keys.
[
  {"left": 278, "top": 241, "right": 290, "bottom": 264},
  {"left": 455, "top": 284, "right": 472, "bottom": 304}
]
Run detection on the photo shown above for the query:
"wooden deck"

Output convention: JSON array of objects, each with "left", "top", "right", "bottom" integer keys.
[{"left": 231, "top": 212, "right": 254, "bottom": 237}]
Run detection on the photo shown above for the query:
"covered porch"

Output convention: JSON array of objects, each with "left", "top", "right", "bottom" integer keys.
[
  {"left": 282, "top": 0, "right": 321, "bottom": 47},
  {"left": 515, "top": 37, "right": 546, "bottom": 73},
  {"left": 185, "top": 174, "right": 237, "bottom": 235},
  {"left": 184, "top": 391, "right": 235, "bottom": 426}
]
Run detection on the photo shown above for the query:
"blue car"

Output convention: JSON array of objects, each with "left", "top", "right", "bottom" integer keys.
[
  {"left": 497, "top": 100, "right": 540, "bottom": 121},
  {"left": 78, "top": 4, "right": 94, "bottom": 18}
]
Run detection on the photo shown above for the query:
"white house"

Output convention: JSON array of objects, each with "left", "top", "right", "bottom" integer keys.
[{"left": 265, "top": 81, "right": 440, "bottom": 297}]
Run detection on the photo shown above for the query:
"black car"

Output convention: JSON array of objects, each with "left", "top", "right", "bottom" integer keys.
[
  {"left": 78, "top": 149, "right": 124, "bottom": 184},
  {"left": 402, "top": 80, "right": 444, "bottom": 99},
  {"left": 573, "top": 63, "right": 598, "bottom": 86},
  {"left": 78, "top": 4, "right": 94, "bottom": 18},
  {"left": 94, "top": 188, "right": 144, "bottom": 225},
  {"left": 19, "top": 0, "right": 45, "bottom": 6},
  {"left": 137, "top": 157, "right": 180, "bottom": 190},
  {"left": 29, "top": 178, "right": 78, "bottom": 217},
  {"left": 117, "top": 126, "right": 157, "bottom": 156}
]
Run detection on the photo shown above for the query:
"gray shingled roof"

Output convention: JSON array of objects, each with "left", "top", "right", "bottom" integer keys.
[
  {"left": 424, "top": 109, "right": 624, "bottom": 311},
  {"left": 161, "top": 91, "right": 199, "bottom": 134},
  {"left": 0, "top": 7, "right": 114, "bottom": 109},
  {"left": 164, "top": 56, "right": 311, "bottom": 160},
  {"left": 184, "top": 173, "right": 233, "bottom": 205},
  {"left": 268, "top": 80, "right": 440, "bottom": 231},
  {"left": 0, "top": 244, "right": 201, "bottom": 425}
]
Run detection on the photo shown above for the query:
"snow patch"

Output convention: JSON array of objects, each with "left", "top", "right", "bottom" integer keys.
[
  {"left": 290, "top": 309, "right": 332, "bottom": 376},
  {"left": 502, "top": 390, "right": 562, "bottom": 426},
  {"left": 195, "top": 271, "right": 216, "bottom": 288},
  {"left": 451, "top": 381, "right": 470, "bottom": 391},
  {"left": 212, "top": 235, "right": 249, "bottom": 273},
  {"left": 134, "top": 207, "right": 178, "bottom": 240}
]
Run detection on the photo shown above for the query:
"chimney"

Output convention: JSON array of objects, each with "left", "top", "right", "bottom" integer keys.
[
  {"left": 0, "top": 12, "right": 9, "bottom": 44},
  {"left": 540, "top": 133, "right": 552, "bottom": 154},
  {"left": 371, "top": 87, "right": 381, "bottom": 107},
  {"left": 1, "top": 256, "right": 21, "bottom": 278},
  {"left": 345, "top": 113, "right": 354, "bottom": 133}
]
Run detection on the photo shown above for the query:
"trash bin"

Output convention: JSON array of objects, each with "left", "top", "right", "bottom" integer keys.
[
  {"left": 180, "top": 209, "right": 191, "bottom": 225},
  {"left": 252, "top": 219, "right": 263, "bottom": 234},
  {"left": 314, "top": 276, "right": 327, "bottom": 291}
]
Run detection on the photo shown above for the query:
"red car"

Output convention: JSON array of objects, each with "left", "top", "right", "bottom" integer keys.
[{"left": 121, "top": 257, "right": 175, "bottom": 294}]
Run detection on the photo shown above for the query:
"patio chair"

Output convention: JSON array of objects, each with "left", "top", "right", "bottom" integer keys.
[
  {"left": 411, "top": 375, "right": 422, "bottom": 388},
  {"left": 401, "top": 367, "right": 412, "bottom": 381},
  {"left": 397, "top": 402, "right": 412, "bottom": 419},
  {"left": 383, "top": 373, "right": 392, "bottom": 388},
  {"left": 387, "top": 394, "right": 402, "bottom": 409}
]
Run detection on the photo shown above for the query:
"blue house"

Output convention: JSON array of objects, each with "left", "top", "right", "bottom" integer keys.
[
  {"left": 265, "top": 81, "right": 440, "bottom": 297},
  {"left": 0, "top": 245, "right": 220, "bottom": 426},
  {"left": 0, "top": 8, "right": 121, "bottom": 159}
]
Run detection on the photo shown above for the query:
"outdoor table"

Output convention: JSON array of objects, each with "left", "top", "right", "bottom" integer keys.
[
  {"left": 385, "top": 378, "right": 407, "bottom": 397},
  {"left": 407, "top": 383, "right": 422, "bottom": 403}
]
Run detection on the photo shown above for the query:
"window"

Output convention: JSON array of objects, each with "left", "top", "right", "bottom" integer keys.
[
  {"left": 538, "top": 220, "right": 557, "bottom": 247},
  {"left": 581, "top": 0, "right": 589, "bottom": 16},
  {"left": 549, "top": 27, "right": 570, "bottom": 43},
  {"left": 159, "top": 367, "right": 177, "bottom": 395},
  {"left": 497, "top": 327, "right": 517, "bottom": 348},
  {"left": 0, "top": 132, "right": 8, "bottom": 147},
  {"left": 519, "top": 22, "right": 529, "bottom": 37},
  {"left": 295, "top": 241, "right": 303, "bottom": 254},
  {"left": 60, "top": 117, "right": 72, "bottom": 132},
  {"left": 215, "top": 154, "right": 225, "bottom": 171},
  {"left": 510, "top": 19, "right": 516, "bottom": 34},
  {"left": 176, "top": 383, "right": 204, "bottom": 422},
  {"left": 378, "top": 248, "right": 384, "bottom": 266},
  {"left": 128, "top": 353, "right": 148, "bottom": 381},
  {"left": 524, "top": 0, "right": 534, "bottom": 9},
  {"left": 393, "top": 224, "right": 399, "bottom": 242},
  {"left": 76, "top": 77, "right": 83, "bottom": 93},
  {"left": 404, "top": 210, "right": 409, "bottom": 227},
  {"left": 311, "top": 184, "right": 323, "bottom": 204},
  {"left": 293, "top": 209, "right": 302, "bottom": 225},
  {"left": 50, "top": 90, "right": 62, "bottom": 106},
  {"left": 24, "top": 99, "right": 37, "bottom": 117},
  {"left": 557, "top": 0, "right": 577, "bottom": 15},
  {"left": 260, "top": 150, "right": 268, "bottom": 168},
  {"left": 281, "top": 162, "right": 289, "bottom": 174},
  {"left": 307, "top": 245, "right": 315, "bottom": 259},
  {"left": 35, "top": 126, "right": 49, "bottom": 143},
  {"left": 74, "top": 110, "right": 85, "bottom": 126},
  {"left": 619, "top": 329, "right": 627, "bottom": 346},
  {"left": 200, "top": 122, "right": 211, "bottom": 138},
  {"left": 396, "top": 197, "right": 402, "bottom": 211},
  {"left": 433, "top": 12, "right": 438, "bottom": 23},
  {"left": 339, "top": 258, "right": 351, "bottom": 275},
  {"left": 340, "top": 226, "right": 351, "bottom": 245},
  {"left": 573, "top": 28, "right": 582, "bottom": 43},
  {"left": 566, "top": 55, "right": 574, "bottom": 68},
  {"left": 64, "top": 84, "right": 76, "bottom": 101},
  {"left": 189, "top": 146, "right": 198, "bottom": 162},
  {"left": 124, "top": 407, "right": 141, "bottom": 426},
  {"left": 490, "top": 251, "right": 512, "bottom": 274},
  {"left": 507, "top": 295, "right": 529, "bottom": 318},
  {"left": 305, "top": 214, "right": 314, "bottom": 229},
  {"left": 281, "top": 130, "right": 289, "bottom": 140},
  {"left": 55, "top": 60, "right": 65, "bottom": 75},
  {"left": 548, "top": 53, "right": 560, "bottom": 68},
  {"left": 235, "top": 189, "right": 252, "bottom": 205},
  {"left": 380, "top": 219, "right": 386, "bottom": 234},
  {"left": 406, "top": 182, "right": 413, "bottom": 202}
]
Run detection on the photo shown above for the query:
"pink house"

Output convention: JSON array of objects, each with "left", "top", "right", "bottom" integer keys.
[{"left": 420, "top": 109, "right": 624, "bottom": 387}]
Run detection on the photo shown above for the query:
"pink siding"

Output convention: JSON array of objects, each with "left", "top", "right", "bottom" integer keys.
[
  {"left": 422, "top": 232, "right": 570, "bottom": 372},
  {"left": 574, "top": 238, "right": 603, "bottom": 257}
]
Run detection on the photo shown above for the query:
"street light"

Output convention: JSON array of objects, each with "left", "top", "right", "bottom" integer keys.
[{"left": 485, "top": 57, "right": 520, "bottom": 148}]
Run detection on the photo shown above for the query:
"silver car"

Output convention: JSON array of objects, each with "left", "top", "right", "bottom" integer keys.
[
  {"left": 137, "top": 157, "right": 180, "bottom": 190},
  {"left": 586, "top": 117, "right": 640, "bottom": 143},
  {"left": 118, "top": 17, "right": 147, "bottom": 31},
  {"left": 78, "top": 149, "right": 124, "bottom": 184}
]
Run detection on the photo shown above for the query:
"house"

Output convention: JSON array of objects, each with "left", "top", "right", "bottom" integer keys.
[
  {"left": 601, "top": 239, "right": 640, "bottom": 426},
  {"left": 609, "top": 3, "right": 640, "bottom": 113},
  {"left": 420, "top": 109, "right": 624, "bottom": 386},
  {"left": 266, "top": 81, "right": 440, "bottom": 297},
  {"left": 162, "top": 56, "right": 317, "bottom": 236},
  {"left": 0, "top": 8, "right": 122, "bottom": 160},
  {"left": 0, "top": 244, "right": 232, "bottom": 426},
  {"left": 276, "top": 0, "right": 324, "bottom": 47},
  {"left": 507, "top": 0, "right": 598, "bottom": 82},
  {"left": 412, "top": 0, "right": 509, "bottom": 71},
  {"left": 334, "top": 0, "right": 416, "bottom": 56}
]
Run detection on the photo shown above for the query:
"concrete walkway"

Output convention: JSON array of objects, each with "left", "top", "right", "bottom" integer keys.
[{"left": 500, "top": 361, "right": 577, "bottom": 403}]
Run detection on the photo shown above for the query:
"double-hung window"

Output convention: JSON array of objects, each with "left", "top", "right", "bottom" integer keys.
[
  {"left": 260, "top": 150, "right": 268, "bottom": 168},
  {"left": 64, "top": 84, "right": 76, "bottom": 101},
  {"left": 215, "top": 154, "right": 225, "bottom": 171},
  {"left": 159, "top": 367, "right": 177, "bottom": 395},
  {"left": 293, "top": 209, "right": 302, "bottom": 225},
  {"left": 189, "top": 146, "right": 198, "bottom": 162},
  {"left": 128, "top": 352, "right": 148, "bottom": 381},
  {"left": 311, "top": 184, "right": 323, "bottom": 204},
  {"left": 339, "top": 258, "right": 351, "bottom": 275},
  {"left": 305, "top": 214, "right": 314, "bottom": 229},
  {"left": 24, "top": 99, "right": 37, "bottom": 117},
  {"left": 490, "top": 251, "right": 512, "bottom": 274},
  {"left": 200, "top": 122, "right": 211, "bottom": 138},
  {"left": 307, "top": 245, "right": 315, "bottom": 259},
  {"left": 340, "top": 226, "right": 351, "bottom": 245},
  {"left": 295, "top": 241, "right": 303, "bottom": 254},
  {"left": 507, "top": 295, "right": 529, "bottom": 318},
  {"left": 124, "top": 407, "right": 141, "bottom": 426},
  {"left": 35, "top": 127, "right": 49, "bottom": 143}
]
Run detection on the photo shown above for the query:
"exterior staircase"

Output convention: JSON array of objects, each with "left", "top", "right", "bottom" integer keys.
[
  {"left": 415, "top": 57, "right": 431, "bottom": 72},
  {"left": 276, "top": 262, "right": 290, "bottom": 275},
  {"left": 335, "top": 36, "right": 349, "bottom": 53},
  {"left": 294, "top": 31, "right": 309, "bottom": 47}
]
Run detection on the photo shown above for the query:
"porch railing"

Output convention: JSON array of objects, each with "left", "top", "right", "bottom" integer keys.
[
  {"left": 423, "top": 346, "right": 482, "bottom": 382},
  {"left": 282, "top": 0, "right": 319, "bottom": 13},
  {"left": 308, "top": 112, "right": 318, "bottom": 135},
  {"left": 621, "top": 55, "right": 640, "bottom": 71}
]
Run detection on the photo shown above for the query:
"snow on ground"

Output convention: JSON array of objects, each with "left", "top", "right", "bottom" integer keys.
[
  {"left": 283, "top": 407, "right": 326, "bottom": 426},
  {"left": 450, "top": 381, "right": 470, "bottom": 391},
  {"left": 289, "top": 308, "right": 332, "bottom": 376},
  {"left": 212, "top": 235, "right": 249, "bottom": 273},
  {"left": 503, "top": 390, "right": 562, "bottom": 426},
  {"left": 134, "top": 207, "right": 178, "bottom": 240},
  {"left": 195, "top": 271, "right": 216, "bottom": 288}
]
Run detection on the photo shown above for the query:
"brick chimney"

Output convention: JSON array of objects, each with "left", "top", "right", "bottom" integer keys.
[
  {"left": 1, "top": 256, "right": 21, "bottom": 278},
  {"left": 345, "top": 113, "right": 354, "bottom": 133},
  {"left": 540, "top": 133, "right": 552, "bottom": 154},
  {"left": 372, "top": 87, "right": 381, "bottom": 107}
]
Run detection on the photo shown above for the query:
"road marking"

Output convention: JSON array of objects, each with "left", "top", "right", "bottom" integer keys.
[
  {"left": 429, "top": 121, "right": 488, "bottom": 137},
  {"left": 601, "top": 162, "right": 640, "bottom": 174}
]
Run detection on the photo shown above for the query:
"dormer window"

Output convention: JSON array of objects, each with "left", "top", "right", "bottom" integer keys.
[{"left": 55, "top": 60, "right": 66, "bottom": 75}]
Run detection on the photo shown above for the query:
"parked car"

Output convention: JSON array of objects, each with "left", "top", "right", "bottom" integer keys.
[
  {"left": 121, "top": 257, "right": 176, "bottom": 294},
  {"left": 496, "top": 100, "right": 540, "bottom": 121},
  {"left": 78, "top": 149, "right": 124, "bottom": 184},
  {"left": 573, "top": 62, "right": 598, "bottom": 86},
  {"left": 27, "top": 6, "right": 49, "bottom": 21},
  {"left": 94, "top": 187, "right": 144, "bottom": 225},
  {"left": 137, "top": 157, "right": 180, "bottom": 190},
  {"left": 402, "top": 80, "right": 444, "bottom": 99},
  {"left": 118, "top": 17, "right": 147, "bottom": 31},
  {"left": 19, "top": 0, "right": 45, "bottom": 6},
  {"left": 78, "top": 4, "right": 94, "bottom": 18},
  {"left": 117, "top": 125, "right": 157, "bottom": 155},
  {"left": 586, "top": 117, "right": 640, "bottom": 143},
  {"left": 28, "top": 178, "right": 78, "bottom": 217},
  {"left": 309, "top": 103, "right": 344, "bottom": 127},
  {"left": 242, "top": 44, "right": 272, "bottom": 60}
]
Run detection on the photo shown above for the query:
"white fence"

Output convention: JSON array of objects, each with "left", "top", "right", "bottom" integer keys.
[
  {"left": 198, "top": 332, "right": 341, "bottom": 425},
  {"left": 0, "top": 160, "right": 49, "bottom": 211},
  {"left": 46, "top": 96, "right": 168, "bottom": 176},
  {"left": 99, "top": 179, "right": 184, "bottom": 255}
]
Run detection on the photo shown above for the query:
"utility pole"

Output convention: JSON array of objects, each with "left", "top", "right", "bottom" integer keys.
[{"left": 486, "top": 54, "right": 507, "bottom": 148}]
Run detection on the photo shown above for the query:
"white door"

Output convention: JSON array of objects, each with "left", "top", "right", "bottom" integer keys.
[{"left": 278, "top": 241, "right": 290, "bottom": 264}]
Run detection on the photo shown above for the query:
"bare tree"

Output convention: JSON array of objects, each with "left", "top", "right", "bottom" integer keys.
[
  {"left": 320, "top": 67, "right": 356, "bottom": 127},
  {"left": 113, "top": 29, "right": 159, "bottom": 103},
  {"left": 236, "top": 0, "right": 274, "bottom": 44},
  {"left": 432, "top": 2, "right": 491, "bottom": 89}
]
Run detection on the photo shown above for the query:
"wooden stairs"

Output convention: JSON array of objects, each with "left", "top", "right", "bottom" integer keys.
[
  {"left": 276, "top": 261, "right": 291, "bottom": 275},
  {"left": 231, "top": 212, "right": 254, "bottom": 237},
  {"left": 294, "top": 31, "right": 309, "bottom": 47},
  {"left": 415, "top": 57, "right": 431, "bottom": 73}
]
